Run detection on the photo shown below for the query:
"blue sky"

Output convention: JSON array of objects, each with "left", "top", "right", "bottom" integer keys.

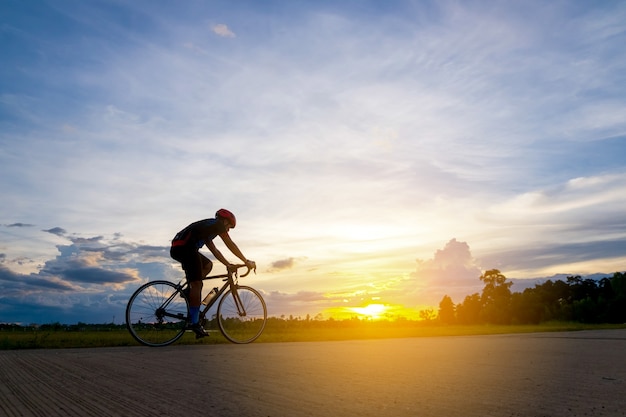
[{"left": 1, "top": 0, "right": 625, "bottom": 324}]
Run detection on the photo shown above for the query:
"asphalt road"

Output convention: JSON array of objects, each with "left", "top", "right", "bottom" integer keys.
[{"left": 1, "top": 330, "right": 625, "bottom": 416}]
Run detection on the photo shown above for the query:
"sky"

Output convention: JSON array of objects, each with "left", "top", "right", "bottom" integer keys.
[{"left": 1, "top": 0, "right": 626, "bottom": 325}]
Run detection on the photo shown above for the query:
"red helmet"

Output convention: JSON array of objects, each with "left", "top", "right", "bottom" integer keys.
[{"left": 215, "top": 208, "right": 236, "bottom": 228}]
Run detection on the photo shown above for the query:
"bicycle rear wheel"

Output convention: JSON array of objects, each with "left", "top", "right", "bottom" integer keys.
[
  {"left": 217, "top": 285, "right": 267, "bottom": 344},
  {"left": 126, "top": 280, "right": 188, "bottom": 347}
]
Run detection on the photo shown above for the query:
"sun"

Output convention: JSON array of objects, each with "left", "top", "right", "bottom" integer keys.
[{"left": 350, "top": 304, "right": 387, "bottom": 320}]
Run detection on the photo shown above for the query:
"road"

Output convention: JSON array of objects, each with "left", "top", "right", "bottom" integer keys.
[{"left": 1, "top": 330, "right": 625, "bottom": 416}]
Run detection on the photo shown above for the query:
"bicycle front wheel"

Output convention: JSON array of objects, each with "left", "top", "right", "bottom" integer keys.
[
  {"left": 126, "top": 280, "right": 188, "bottom": 347},
  {"left": 217, "top": 285, "right": 267, "bottom": 344}
]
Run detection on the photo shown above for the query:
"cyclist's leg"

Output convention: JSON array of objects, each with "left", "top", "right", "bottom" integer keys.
[
  {"left": 187, "top": 254, "right": 212, "bottom": 338},
  {"left": 200, "top": 254, "right": 213, "bottom": 278},
  {"left": 186, "top": 257, "right": 203, "bottom": 312},
  {"left": 172, "top": 247, "right": 203, "bottom": 319},
  {"left": 189, "top": 254, "right": 213, "bottom": 312},
  {"left": 171, "top": 247, "right": 209, "bottom": 338}
]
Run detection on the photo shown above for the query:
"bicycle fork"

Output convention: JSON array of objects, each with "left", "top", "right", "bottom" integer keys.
[{"left": 230, "top": 287, "right": 247, "bottom": 317}]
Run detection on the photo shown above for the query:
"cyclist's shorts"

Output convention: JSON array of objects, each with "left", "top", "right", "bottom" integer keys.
[{"left": 170, "top": 246, "right": 213, "bottom": 282}]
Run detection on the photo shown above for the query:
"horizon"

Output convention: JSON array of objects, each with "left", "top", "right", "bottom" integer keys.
[
  {"left": 1, "top": 0, "right": 626, "bottom": 325},
  {"left": 0, "top": 268, "right": 620, "bottom": 327}
]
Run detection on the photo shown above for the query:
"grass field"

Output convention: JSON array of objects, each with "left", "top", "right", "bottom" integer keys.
[{"left": 2, "top": 321, "right": 625, "bottom": 350}]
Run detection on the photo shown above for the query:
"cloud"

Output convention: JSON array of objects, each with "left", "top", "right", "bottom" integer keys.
[
  {"left": 5, "top": 223, "right": 34, "bottom": 228},
  {"left": 37, "top": 232, "right": 170, "bottom": 286},
  {"left": 43, "top": 227, "right": 67, "bottom": 236},
  {"left": 52, "top": 267, "right": 139, "bottom": 287},
  {"left": 394, "top": 239, "right": 485, "bottom": 306},
  {"left": 488, "top": 172, "right": 626, "bottom": 220},
  {"left": 267, "top": 257, "right": 296, "bottom": 272},
  {"left": 0, "top": 264, "right": 75, "bottom": 293},
  {"left": 4, "top": 228, "right": 168, "bottom": 290},
  {"left": 415, "top": 239, "right": 482, "bottom": 285},
  {"left": 479, "top": 239, "right": 626, "bottom": 274},
  {"left": 0, "top": 264, "right": 21, "bottom": 281},
  {"left": 263, "top": 290, "right": 328, "bottom": 317},
  {"left": 0, "top": 226, "right": 175, "bottom": 323},
  {"left": 211, "top": 23, "right": 235, "bottom": 38}
]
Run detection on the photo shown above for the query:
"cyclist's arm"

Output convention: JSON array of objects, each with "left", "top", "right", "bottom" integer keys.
[
  {"left": 206, "top": 240, "right": 231, "bottom": 266},
  {"left": 218, "top": 233, "right": 249, "bottom": 265}
]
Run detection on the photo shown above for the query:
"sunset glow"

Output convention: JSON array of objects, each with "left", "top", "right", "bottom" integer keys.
[
  {"left": 1, "top": 1, "right": 625, "bottom": 325},
  {"left": 350, "top": 304, "right": 388, "bottom": 320}
]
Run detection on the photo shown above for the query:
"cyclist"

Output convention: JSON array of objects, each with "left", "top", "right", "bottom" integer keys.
[{"left": 170, "top": 208, "right": 255, "bottom": 338}]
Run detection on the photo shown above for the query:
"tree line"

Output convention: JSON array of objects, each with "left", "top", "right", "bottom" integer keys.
[{"left": 438, "top": 270, "right": 626, "bottom": 325}]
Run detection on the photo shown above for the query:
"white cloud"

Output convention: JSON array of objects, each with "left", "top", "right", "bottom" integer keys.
[
  {"left": 487, "top": 173, "right": 626, "bottom": 221},
  {"left": 211, "top": 23, "right": 235, "bottom": 38},
  {"left": 409, "top": 239, "right": 483, "bottom": 303}
]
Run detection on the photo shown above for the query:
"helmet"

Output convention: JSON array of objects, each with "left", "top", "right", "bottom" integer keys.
[{"left": 215, "top": 208, "right": 236, "bottom": 228}]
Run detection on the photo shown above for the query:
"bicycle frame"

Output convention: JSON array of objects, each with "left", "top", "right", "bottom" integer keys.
[
  {"left": 179, "top": 266, "right": 250, "bottom": 322},
  {"left": 199, "top": 274, "right": 233, "bottom": 319}
]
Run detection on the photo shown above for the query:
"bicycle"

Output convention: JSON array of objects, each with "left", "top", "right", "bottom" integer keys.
[{"left": 126, "top": 264, "right": 267, "bottom": 347}]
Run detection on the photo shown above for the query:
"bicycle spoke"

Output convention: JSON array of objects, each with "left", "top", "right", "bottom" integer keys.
[
  {"left": 126, "top": 281, "right": 188, "bottom": 347},
  {"left": 217, "top": 286, "right": 266, "bottom": 344}
]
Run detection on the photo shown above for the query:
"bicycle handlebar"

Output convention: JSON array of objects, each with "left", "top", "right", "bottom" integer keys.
[{"left": 229, "top": 262, "right": 257, "bottom": 278}]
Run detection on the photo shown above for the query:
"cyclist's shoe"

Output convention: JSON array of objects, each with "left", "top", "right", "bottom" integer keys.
[{"left": 190, "top": 323, "right": 209, "bottom": 339}]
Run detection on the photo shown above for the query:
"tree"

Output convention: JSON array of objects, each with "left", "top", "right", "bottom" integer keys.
[
  {"left": 510, "top": 290, "right": 541, "bottom": 324},
  {"left": 610, "top": 272, "right": 626, "bottom": 298},
  {"left": 606, "top": 272, "right": 626, "bottom": 323},
  {"left": 480, "top": 269, "right": 513, "bottom": 324},
  {"left": 433, "top": 269, "right": 626, "bottom": 325},
  {"left": 419, "top": 308, "right": 436, "bottom": 322},
  {"left": 456, "top": 293, "right": 482, "bottom": 324},
  {"left": 438, "top": 295, "right": 456, "bottom": 324},
  {"left": 536, "top": 279, "right": 571, "bottom": 321}
]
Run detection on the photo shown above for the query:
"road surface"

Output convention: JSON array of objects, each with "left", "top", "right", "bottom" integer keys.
[{"left": 1, "top": 330, "right": 625, "bottom": 416}]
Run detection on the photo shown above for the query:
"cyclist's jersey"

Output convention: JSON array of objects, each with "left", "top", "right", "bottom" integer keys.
[{"left": 171, "top": 218, "right": 227, "bottom": 250}]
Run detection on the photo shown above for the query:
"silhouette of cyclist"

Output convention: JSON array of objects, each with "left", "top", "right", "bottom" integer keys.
[{"left": 170, "top": 209, "right": 255, "bottom": 338}]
